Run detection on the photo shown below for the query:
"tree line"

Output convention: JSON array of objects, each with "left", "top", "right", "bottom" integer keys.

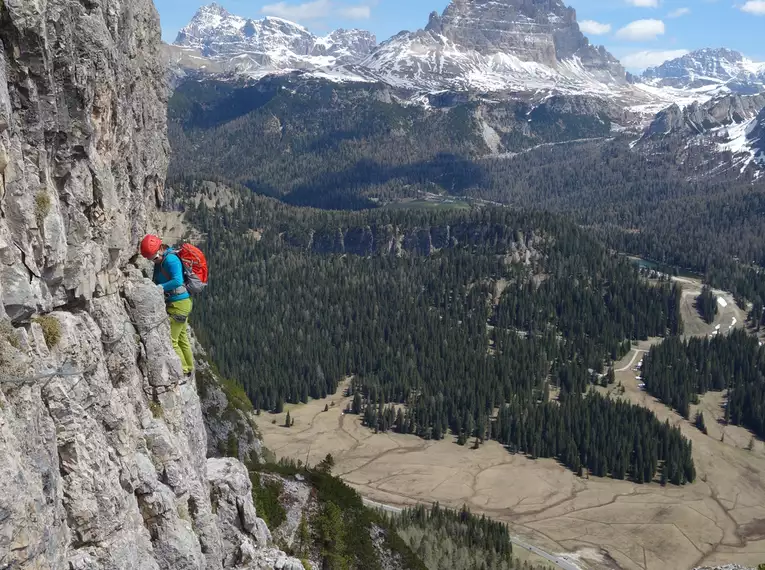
[
  {"left": 385, "top": 503, "right": 548, "bottom": 570},
  {"left": 167, "top": 76, "right": 765, "bottom": 301},
  {"left": 642, "top": 330, "right": 765, "bottom": 439},
  {"left": 179, "top": 184, "right": 696, "bottom": 485}
]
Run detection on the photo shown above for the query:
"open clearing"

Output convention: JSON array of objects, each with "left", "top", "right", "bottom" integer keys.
[
  {"left": 260, "top": 275, "right": 765, "bottom": 570},
  {"left": 673, "top": 275, "right": 746, "bottom": 339}
]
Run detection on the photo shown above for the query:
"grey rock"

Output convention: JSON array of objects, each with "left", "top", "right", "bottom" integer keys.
[
  {"left": 267, "top": 475, "right": 313, "bottom": 551},
  {"left": 0, "top": 0, "right": 169, "bottom": 321},
  {"left": 0, "top": 0, "right": 296, "bottom": 569},
  {"left": 208, "top": 457, "right": 274, "bottom": 566},
  {"left": 646, "top": 93, "right": 765, "bottom": 137},
  {"left": 693, "top": 566, "right": 755, "bottom": 570},
  {"left": 364, "top": 0, "right": 625, "bottom": 90},
  {"left": 123, "top": 277, "right": 184, "bottom": 389},
  {"left": 274, "top": 556, "right": 305, "bottom": 570},
  {"left": 430, "top": 0, "right": 621, "bottom": 74},
  {"left": 750, "top": 107, "right": 765, "bottom": 167}
]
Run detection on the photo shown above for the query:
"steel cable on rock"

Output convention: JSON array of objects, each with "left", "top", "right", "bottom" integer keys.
[
  {"left": 0, "top": 313, "right": 175, "bottom": 387},
  {"left": 0, "top": 358, "right": 98, "bottom": 388},
  {"left": 99, "top": 314, "right": 171, "bottom": 347}
]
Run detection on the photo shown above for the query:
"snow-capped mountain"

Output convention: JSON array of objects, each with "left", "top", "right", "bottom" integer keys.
[
  {"left": 641, "top": 48, "right": 765, "bottom": 95},
  {"left": 641, "top": 93, "right": 765, "bottom": 177},
  {"left": 360, "top": 0, "right": 628, "bottom": 94},
  {"left": 169, "top": 2, "right": 765, "bottom": 161},
  {"left": 173, "top": 1, "right": 636, "bottom": 95},
  {"left": 174, "top": 3, "right": 376, "bottom": 74}
]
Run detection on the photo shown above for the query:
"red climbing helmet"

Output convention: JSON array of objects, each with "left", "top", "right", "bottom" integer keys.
[{"left": 140, "top": 234, "right": 162, "bottom": 259}]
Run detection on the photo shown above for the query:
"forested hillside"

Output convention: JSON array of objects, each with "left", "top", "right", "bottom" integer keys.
[
  {"left": 642, "top": 330, "right": 765, "bottom": 438},
  {"left": 168, "top": 77, "right": 613, "bottom": 210},
  {"left": 167, "top": 76, "right": 765, "bottom": 289},
  {"left": 179, "top": 181, "right": 694, "bottom": 484},
  {"left": 388, "top": 503, "right": 528, "bottom": 570}
]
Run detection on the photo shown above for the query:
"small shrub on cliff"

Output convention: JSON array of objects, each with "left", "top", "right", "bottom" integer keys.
[
  {"left": 250, "top": 472, "right": 286, "bottom": 529},
  {"left": 150, "top": 400, "right": 163, "bottom": 419},
  {"left": 0, "top": 320, "right": 19, "bottom": 350},
  {"left": 33, "top": 315, "right": 61, "bottom": 348},
  {"left": 0, "top": 321, "right": 24, "bottom": 381},
  {"left": 35, "top": 192, "right": 51, "bottom": 228}
]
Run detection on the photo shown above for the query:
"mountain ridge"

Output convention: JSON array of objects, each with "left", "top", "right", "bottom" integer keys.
[
  {"left": 169, "top": 2, "right": 762, "bottom": 114},
  {"left": 174, "top": 2, "right": 376, "bottom": 75},
  {"left": 166, "top": 3, "right": 765, "bottom": 174},
  {"left": 171, "top": 0, "right": 636, "bottom": 98},
  {"left": 640, "top": 47, "right": 765, "bottom": 94}
]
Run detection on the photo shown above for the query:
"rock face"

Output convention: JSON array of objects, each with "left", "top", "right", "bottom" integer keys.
[
  {"left": 174, "top": 3, "right": 376, "bottom": 74},
  {"left": 646, "top": 93, "right": 765, "bottom": 137},
  {"left": 751, "top": 107, "right": 765, "bottom": 167},
  {"left": 0, "top": 0, "right": 168, "bottom": 323},
  {"left": 0, "top": 0, "right": 298, "bottom": 569},
  {"left": 693, "top": 565, "right": 755, "bottom": 570},
  {"left": 361, "top": 0, "right": 625, "bottom": 93},
  {"left": 641, "top": 93, "right": 765, "bottom": 178},
  {"left": 195, "top": 341, "right": 264, "bottom": 465},
  {"left": 426, "top": 0, "right": 622, "bottom": 76}
]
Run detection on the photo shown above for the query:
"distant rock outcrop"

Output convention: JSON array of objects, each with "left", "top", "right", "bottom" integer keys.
[
  {"left": 425, "top": 0, "right": 624, "bottom": 76},
  {"left": 360, "top": 0, "right": 625, "bottom": 93},
  {"left": 641, "top": 48, "right": 765, "bottom": 93}
]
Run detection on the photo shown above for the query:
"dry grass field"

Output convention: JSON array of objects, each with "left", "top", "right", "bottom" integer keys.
[{"left": 260, "top": 276, "right": 765, "bottom": 570}]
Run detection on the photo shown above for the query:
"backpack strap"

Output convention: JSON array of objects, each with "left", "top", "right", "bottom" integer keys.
[{"left": 159, "top": 253, "right": 188, "bottom": 298}]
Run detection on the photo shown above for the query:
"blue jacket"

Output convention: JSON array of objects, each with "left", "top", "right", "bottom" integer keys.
[{"left": 153, "top": 249, "right": 190, "bottom": 303}]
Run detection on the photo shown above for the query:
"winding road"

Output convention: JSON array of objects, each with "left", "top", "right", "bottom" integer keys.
[
  {"left": 362, "top": 498, "right": 582, "bottom": 570},
  {"left": 615, "top": 348, "right": 648, "bottom": 372}
]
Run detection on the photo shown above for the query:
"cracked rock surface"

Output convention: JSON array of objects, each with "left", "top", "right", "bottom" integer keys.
[{"left": 0, "top": 1, "right": 301, "bottom": 569}]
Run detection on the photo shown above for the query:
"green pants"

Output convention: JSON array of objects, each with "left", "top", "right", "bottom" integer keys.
[{"left": 167, "top": 298, "right": 194, "bottom": 374}]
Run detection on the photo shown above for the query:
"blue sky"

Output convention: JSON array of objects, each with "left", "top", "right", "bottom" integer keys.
[{"left": 154, "top": 0, "right": 765, "bottom": 71}]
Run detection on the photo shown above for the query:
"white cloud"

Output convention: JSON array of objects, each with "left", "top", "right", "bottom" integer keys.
[
  {"left": 261, "top": 0, "right": 333, "bottom": 20},
  {"left": 626, "top": 0, "right": 659, "bottom": 7},
  {"left": 740, "top": 0, "right": 765, "bottom": 14},
  {"left": 615, "top": 19, "right": 665, "bottom": 41},
  {"left": 261, "top": 0, "right": 372, "bottom": 21},
  {"left": 667, "top": 7, "right": 690, "bottom": 17},
  {"left": 336, "top": 4, "right": 371, "bottom": 19},
  {"left": 621, "top": 49, "right": 688, "bottom": 69},
  {"left": 579, "top": 20, "right": 612, "bottom": 35}
]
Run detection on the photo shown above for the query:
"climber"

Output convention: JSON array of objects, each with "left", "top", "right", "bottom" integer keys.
[{"left": 140, "top": 234, "right": 194, "bottom": 376}]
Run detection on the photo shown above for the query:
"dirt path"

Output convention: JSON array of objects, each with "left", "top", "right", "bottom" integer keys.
[
  {"left": 615, "top": 349, "right": 648, "bottom": 372},
  {"left": 671, "top": 275, "right": 745, "bottom": 339}
]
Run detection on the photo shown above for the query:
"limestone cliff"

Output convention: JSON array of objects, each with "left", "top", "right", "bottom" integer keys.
[{"left": 0, "top": 1, "right": 299, "bottom": 569}]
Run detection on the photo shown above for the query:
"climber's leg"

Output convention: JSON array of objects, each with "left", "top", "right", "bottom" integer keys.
[{"left": 167, "top": 298, "right": 194, "bottom": 374}]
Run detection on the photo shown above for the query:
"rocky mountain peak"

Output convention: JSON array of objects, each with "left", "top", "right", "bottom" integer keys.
[
  {"left": 423, "top": 0, "right": 608, "bottom": 68},
  {"left": 174, "top": 5, "right": 375, "bottom": 74},
  {"left": 641, "top": 47, "right": 765, "bottom": 93},
  {"left": 201, "top": 2, "right": 229, "bottom": 16},
  {"left": 362, "top": 0, "right": 625, "bottom": 93}
]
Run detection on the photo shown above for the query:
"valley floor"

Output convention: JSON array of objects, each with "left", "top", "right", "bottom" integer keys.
[{"left": 259, "top": 277, "right": 765, "bottom": 570}]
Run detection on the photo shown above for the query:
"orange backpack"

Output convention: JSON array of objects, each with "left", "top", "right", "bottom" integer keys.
[{"left": 176, "top": 243, "right": 208, "bottom": 295}]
